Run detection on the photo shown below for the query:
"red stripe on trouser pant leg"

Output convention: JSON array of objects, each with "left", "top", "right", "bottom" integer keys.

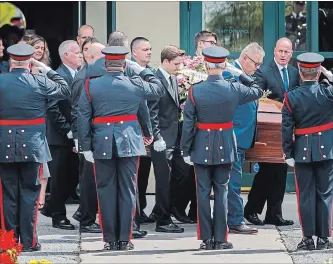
[
  {"left": 293, "top": 167, "right": 304, "bottom": 237},
  {"left": 224, "top": 164, "right": 232, "bottom": 242},
  {"left": 193, "top": 166, "right": 201, "bottom": 240},
  {"left": 32, "top": 163, "right": 43, "bottom": 247},
  {"left": 0, "top": 179, "right": 5, "bottom": 229},
  {"left": 93, "top": 163, "right": 105, "bottom": 242},
  {"left": 129, "top": 156, "right": 140, "bottom": 240}
]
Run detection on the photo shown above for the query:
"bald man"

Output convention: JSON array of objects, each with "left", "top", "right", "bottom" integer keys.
[
  {"left": 71, "top": 42, "right": 105, "bottom": 233},
  {"left": 77, "top": 25, "right": 94, "bottom": 47},
  {"left": 244, "top": 38, "right": 300, "bottom": 227}
]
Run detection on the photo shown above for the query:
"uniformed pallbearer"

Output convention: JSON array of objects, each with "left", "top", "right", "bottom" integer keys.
[
  {"left": 0, "top": 43, "right": 70, "bottom": 251},
  {"left": 180, "top": 46, "right": 263, "bottom": 250},
  {"left": 77, "top": 46, "right": 164, "bottom": 251},
  {"left": 282, "top": 52, "right": 333, "bottom": 250}
]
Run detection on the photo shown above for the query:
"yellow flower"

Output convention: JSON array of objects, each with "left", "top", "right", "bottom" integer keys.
[{"left": 29, "top": 261, "right": 38, "bottom": 264}]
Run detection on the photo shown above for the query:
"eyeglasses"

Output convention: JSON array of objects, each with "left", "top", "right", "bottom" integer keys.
[
  {"left": 246, "top": 54, "right": 262, "bottom": 68},
  {"left": 201, "top": 40, "right": 217, "bottom": 46}
]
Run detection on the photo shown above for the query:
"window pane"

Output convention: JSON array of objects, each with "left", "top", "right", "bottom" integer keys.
[
  {"left": 319, "top": 2, "right": 333, "bottom": 52},
  {"left": 202, "top": 2, "right": 263, "bottom": 52},
  {"left": 285, "top": 1, "right": 307, "bottom": 51}
]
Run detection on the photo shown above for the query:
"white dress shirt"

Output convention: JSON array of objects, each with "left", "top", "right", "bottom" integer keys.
[
  {"left": 158, "top": 66, "right": 171, "bottom": 86},
  {"left": 64, "top": 63, "right": 77, "bottom": 79}
]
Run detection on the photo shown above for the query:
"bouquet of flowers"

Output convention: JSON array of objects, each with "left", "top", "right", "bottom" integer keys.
[
  {"left": 29, "top": 260, "right": 53, "bottom": 264},
  {"left": 176, "top": 56, "right": 208, "bottom": 121},
  {"left": 0, "top": 229, "right": 22, "bottom": 264}
]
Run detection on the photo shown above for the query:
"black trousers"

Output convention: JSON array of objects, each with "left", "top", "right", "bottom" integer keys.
[
  {"left": 94, "top": 157, "right": 138, "bottom": 242},
  {"left": 294, "top": 160, "right": 333, "bottom": 237},
  {"left": 245, "top": 162, "right": 288, "bottom": 220},
  {"left": 194, "top": 163, "right": 231, "bottom": 242},
  {"left": 77, "top": 154, "right": 98, "bottom": 226},
  {"left": 45, "top": 145, "right": 79, "bottom": 220},
  {"left": 0, "top": 162, "right": 41, "bottom": 248},
  {"left": 150, "top": 148, "right": 174, "bottom": 226}
]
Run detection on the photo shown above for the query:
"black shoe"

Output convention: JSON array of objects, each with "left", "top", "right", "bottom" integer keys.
[
  {"left": 316, "top": 237, "right": 333, "bottom": 250},
  {"left": 296, "top": 237, "right": 315, "bottom": 251},
  {"left": 118, "top": 241, "right": 134, "bottom": 251},
  {"left": 199, "top": 239, "right": 214, "bottom": 250},
  {"left": 80, "top": 223, "right": 102, "bottom": 233},
  {"left": 104, "top": 241, "right": 118, "bottom": 251},
  {"left": 214, "top": 241, "right": 233, "bottom": 250},
  {"left": 132, "top": 230, "right": 147, "bottom": 239},
  {"left": 140, "top": 211, "right": 155, "bottom": 223},
  {"left": 148, "top": 213, "right": 159, "bottom": 223},
  {"left": 229, "top": 224, "right": 258, "bottom": 234},
  {"left": 245, "top": 213, "right": 265, "bottom": 225},
  {"left": 22, "top": 243, "right": 41, "bottom": 252},
  {"left": 265, "top": 217, "right": 294, "bottom": 226},
  {"left": 72, "top": 211, "right": 83, "bottom": 222},
  {"left": 155, "top": 223, "right": 184, "bottom": 233},
  {"left": 52, "top": 218, "right": 75, "bottom": 230},
  {"left": 170, "top": 207, "right": 193, "bottom": 224}
]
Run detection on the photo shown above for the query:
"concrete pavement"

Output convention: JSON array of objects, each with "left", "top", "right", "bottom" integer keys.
[{"left": 18, "top": 194, "right": 332, "bottom": 264}]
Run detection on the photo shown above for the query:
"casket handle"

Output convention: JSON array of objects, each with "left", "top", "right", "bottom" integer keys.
[{"left": 255, "top": 142, "right": 268, "bottom": 146}]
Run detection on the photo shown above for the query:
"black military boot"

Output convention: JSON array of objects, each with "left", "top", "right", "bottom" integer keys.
[
  {"left": 118, "top": 241, "right": 134, "bottom": 251},
  {"left": 199, "top": 239, "right": 214, "bottom": 250},
  {"left": 214, "top": 241, "right": 233, "bottom": 250},
  {"left": 316, "top": 237, "right": 333, "bottom": 250},
  {"left": 104, "top": 241, "right": 118, "bottom": 251},
  {"left": 296, "top": 237, "right": 315, "bottom": 251}
]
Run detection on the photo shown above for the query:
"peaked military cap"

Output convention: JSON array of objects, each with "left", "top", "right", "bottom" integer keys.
[
  {"left": 297, "top": 52, "right": 324, "bottom": 68},
  {"left": 7, "top": 43, "right": 34, "bottom": 61},
  {"left": 202, "top": 46, "right": 230, "bottom": 63},
  {"left": 102, "top": 46, "right": 129, "bottom": 60}
]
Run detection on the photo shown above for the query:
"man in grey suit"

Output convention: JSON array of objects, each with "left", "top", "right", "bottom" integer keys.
[
  {"left": 42, "top": 40, "right": 82, "bottom": 230},
  {"left": 244, "top": 37, "right": 300, "bottom": 226},
  {"left": 147, "top": 46, "right": 185, "bottom": 233}
]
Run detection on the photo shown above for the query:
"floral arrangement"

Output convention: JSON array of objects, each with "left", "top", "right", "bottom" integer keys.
[
  {"left": 176, "top": 55, "right": 208, "bottom": 121},
  {"left": 0, "top": 229, "right": 22, "bottom": 264}
]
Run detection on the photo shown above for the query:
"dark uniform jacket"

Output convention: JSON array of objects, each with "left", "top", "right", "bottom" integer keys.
[
  {"left": 46, "top": 64, "right": 75, "bottom": 146},
  {"left": 282, "top": 81, "right": 333, "bottom": 163},
  {"left": 181, "top": 74, "right": 263, "bottom": 165},
  {"left": 0, "top": 68, "right": 70, "bottom": 163},
  {"left": 147, "top": 68, "right": 180, "bottom": 148},
  {"left": 78, "top": 70, "right": 164, "bottom": 159},
  {"left": 85, "top": 57, "right": 156, "bottom": 138},
  {"left": 254, "top": 60, "right": 300, "bottom": 102}
]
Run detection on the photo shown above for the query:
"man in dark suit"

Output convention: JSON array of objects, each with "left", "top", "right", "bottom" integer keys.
[
  {"left": 244, "top": 37, "right": 299, "bottom": 226},
  {"left": 42, "top": 40, "right": 82, "bottom": 230},
  {"left": 147, "top": 46, "right": 185, "bottom": 233}
]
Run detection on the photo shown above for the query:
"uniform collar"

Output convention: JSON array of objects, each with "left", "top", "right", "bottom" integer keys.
[
  {"left": 106, "top": 71, "right": 124, "bottom": 77},
  {"left": 207, "top": 74, "right": 224, "bottom": 81},
  {"left": 11, "top": 68, "right": 30, "bottom": 73}
]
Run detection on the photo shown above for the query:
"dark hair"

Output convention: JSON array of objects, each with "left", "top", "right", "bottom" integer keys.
[
  {"left": 161, "top": 45, "right": 184, "bottom": 63},
  {"left": 130, "top": 37, "right": 149, "bottom": 52},
  {"left": 81, "top": 36, "right": 99, "bottom": 52},
  {"left": 194, "top": 30, "right": 217, "bottom": 49}
]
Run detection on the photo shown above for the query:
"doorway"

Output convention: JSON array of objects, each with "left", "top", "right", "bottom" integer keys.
[{"left": 10, "top": 1, "right": 80, "bottom": 69}]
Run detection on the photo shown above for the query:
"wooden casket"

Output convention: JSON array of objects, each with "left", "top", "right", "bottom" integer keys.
[{"left": 245, "top": 98, "right": 285, "bottom": 163}]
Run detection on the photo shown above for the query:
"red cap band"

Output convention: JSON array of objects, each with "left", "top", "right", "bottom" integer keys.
[
  {"left": 204, "top": 57, "right": 226, "bottom": 63},
  {"left": 10, "top": 55, "right": 32, "bottom": 61},
  {"left": 299, "top": 62, "right": 321, "bottom": 68},
  {"left": 105, "top": 54, "right": 126, "bottom": 60}
]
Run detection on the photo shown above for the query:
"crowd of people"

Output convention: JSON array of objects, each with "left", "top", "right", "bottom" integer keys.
[{"left": 0, "top": 22, "right": 332, "bottom": 253}]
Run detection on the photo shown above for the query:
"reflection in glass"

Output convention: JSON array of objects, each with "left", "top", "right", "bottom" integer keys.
[
  {"left": 319, "top": 2, "right": 333, "bottom": 52},
  {"left": 202, "top": 2, "right": 263, "bottom": 52},
  {"left": 285, "top": 1, "right": 307, "bottom": 51}
]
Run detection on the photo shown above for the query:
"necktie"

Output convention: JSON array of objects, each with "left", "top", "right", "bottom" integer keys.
[{"left": 282, "top": 67, "right": 289, "bottom": 91}]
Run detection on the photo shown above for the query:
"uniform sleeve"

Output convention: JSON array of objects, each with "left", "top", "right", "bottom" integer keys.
[
  {"left": 147, "top": 98, "right": 162, "bottom": 141},
  {"left": 282, "top": 95, "right": 295, "bottom": 159},
  {"left": 322, "top": 83, "right": 333, "bottom": 102},
  {"left": 130, "top": 73, "right": 165, "bottom": 100},
  {"left": 180, "top": 95, "right": 196, "bottom": 157},
  {"left": 77, "top": 88, "right": 93, "bottom": 152},
  {"left": 71, "top": 78, "right": 85, "bottom": 139},
  {"left": 36, "top": 70, "right": 70, "bottom": 100},
  {"left": 235, "top": 79, "right": 263, "bottom": 105},
  {"left": 137, "top": 101, "right": 153, "bottom": 137}
]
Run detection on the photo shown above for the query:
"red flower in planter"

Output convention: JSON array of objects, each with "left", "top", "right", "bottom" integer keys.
[{"left": 0, "top": 229, "right": 22, "bottom": 264}]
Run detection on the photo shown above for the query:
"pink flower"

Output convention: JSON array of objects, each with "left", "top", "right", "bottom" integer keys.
[
  {"left": 180, "top": 102, "right": 185, "bottom": 110},
  {"left": 176, "top": 75, "right": 187, "bottom": 85},
  {"left": 182, "top": 56, "right": 192, "bottom": 66}
]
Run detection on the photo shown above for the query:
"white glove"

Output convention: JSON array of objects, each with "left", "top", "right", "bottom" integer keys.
[
  {"left": 125, "top": 59, "right": 145, "bottom": 75},
  {"left": 74, "top": 139, "right": 78, "bottom": 152},
  {"left": 183, "top": 156, "right": 193, "bottom": 165},
  {"left": 226, "top": 62, "right": 243, "bottom": 76},
  {"left": 153, "top": 138, "right": 166, "bottom": 152},
  {"left": 82, "top": 151, "right": 94, "bottom": 163},
  {"left": 67, "top": 130, "right": 73, "bottom": 139},
  {"left": 321, "top": 66, "right": 333, "bottom": 82},
  {"left": 285, "top": 158, "right": 295, "bottom": 167},
  {"left": 32, "top": 58, "right": 52, "bottom": 74}
]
